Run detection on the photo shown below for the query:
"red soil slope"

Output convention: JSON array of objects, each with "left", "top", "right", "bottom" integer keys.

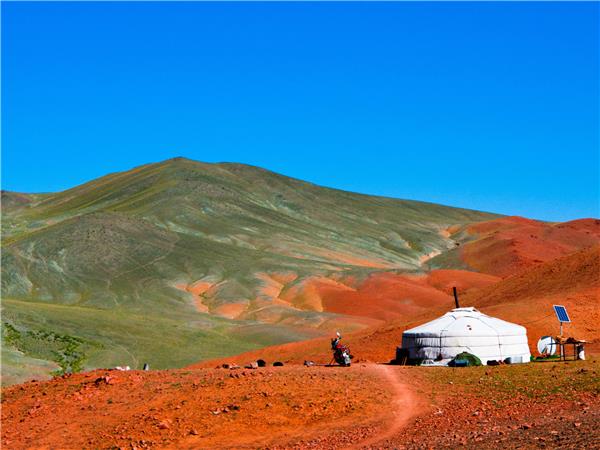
[
  {"left": 285, "top": 270, "right": 499, "bottom": 322},
  {"left": 461, "top": 217, "right": 600, "bottom": 277},
  {"left": 465, "top": 245, "right": 600, "bottom": 350}
]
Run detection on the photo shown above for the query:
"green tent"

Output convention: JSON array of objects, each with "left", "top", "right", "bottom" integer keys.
[{"left": 449, "top": 351, "right": 482, "bottom": 367}]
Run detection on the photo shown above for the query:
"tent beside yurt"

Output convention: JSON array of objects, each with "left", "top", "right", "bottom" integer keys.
[{"left": 397, "top": 307, "right": 530, "bottom": 365}]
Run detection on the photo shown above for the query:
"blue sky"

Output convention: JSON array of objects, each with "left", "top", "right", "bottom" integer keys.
[{"left": 2, "top": 2, "right": 598, "bottom": 221}]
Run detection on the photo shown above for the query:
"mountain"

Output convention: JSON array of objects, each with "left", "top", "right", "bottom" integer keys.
[
  {"left": 1, "top": 157, "right": 501, "bottom": 383},
  {"left": 2, "top": 157, "right": 598, "bottom": 384}
]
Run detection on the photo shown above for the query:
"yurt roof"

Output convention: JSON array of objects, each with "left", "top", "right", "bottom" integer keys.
[{"left": 403, "top": 307, "right": 527, "bottom": 338}]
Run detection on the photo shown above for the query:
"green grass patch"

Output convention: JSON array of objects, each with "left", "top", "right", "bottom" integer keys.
[
  {"left": 1, "top": 298, "right": 319, "bottom": 385},
  {"left": 423, "top": 359, "right": 600, "bottom": 401}
]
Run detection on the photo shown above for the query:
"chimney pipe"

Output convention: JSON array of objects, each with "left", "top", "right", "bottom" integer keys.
[{"left": 453, "top": 286, "right": 460, "bottom": 308}]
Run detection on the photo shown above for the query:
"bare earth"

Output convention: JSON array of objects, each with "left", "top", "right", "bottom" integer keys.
[{"left": 2, "top": 358, "right": 598, "bottom": 449}]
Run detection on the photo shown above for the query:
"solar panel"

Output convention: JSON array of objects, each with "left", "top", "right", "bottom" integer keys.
[{"left": 553, "top": 305, "right": 571, "bottom": 323}]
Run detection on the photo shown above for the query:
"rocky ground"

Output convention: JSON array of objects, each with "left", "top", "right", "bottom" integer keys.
[
  {"left": 2, "top": 358, "right": 598, "bottom": 449},
  {"left": 1, "top": 365, "right": 393, "bottom": 449},
  {"left": 384, "top": 358, "right": 600, "bottom": 449}
]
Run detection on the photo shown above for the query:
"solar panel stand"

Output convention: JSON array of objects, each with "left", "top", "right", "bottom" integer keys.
[
  {"left": 560, "top": 322, "right": 563, "bottom": 339},
  {"left": 553, "top": 305, "right": 571, "bottom": 339}
]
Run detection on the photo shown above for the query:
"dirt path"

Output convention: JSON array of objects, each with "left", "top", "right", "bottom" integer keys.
[{"left": 351, "top": 365, "right": 420, "bottom": 449}]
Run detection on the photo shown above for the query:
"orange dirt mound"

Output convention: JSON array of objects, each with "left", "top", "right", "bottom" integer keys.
[{"left": 462, "top": 217, "right": 600, "bottom": 277}]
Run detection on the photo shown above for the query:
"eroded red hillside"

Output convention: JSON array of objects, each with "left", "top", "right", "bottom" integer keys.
[
  {"left": 465, "top": 245, "right": 600, "bottom": 350},
  {"left": 461, "top": 217, "right": 600, "bottom": 277},
  {"left": 282, "top": 270, "right": 499, "bottom": 322}
]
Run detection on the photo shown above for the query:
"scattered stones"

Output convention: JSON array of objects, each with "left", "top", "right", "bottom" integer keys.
[{"left": 210, "top": 404, "right": 239, "bottom": 415}]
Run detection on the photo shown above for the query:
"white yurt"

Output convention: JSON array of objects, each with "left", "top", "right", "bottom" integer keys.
[{"left": 398, "top": 307, "right": 530, "bottom": 365}]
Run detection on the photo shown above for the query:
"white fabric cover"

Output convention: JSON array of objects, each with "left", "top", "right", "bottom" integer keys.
[{"left": 400, "top": 307, "right": 530, "bottom": 365}]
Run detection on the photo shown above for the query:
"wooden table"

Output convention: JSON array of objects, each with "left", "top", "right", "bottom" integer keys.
[{"left": 556, "top": 337, "right": 586, "bottom": 361}]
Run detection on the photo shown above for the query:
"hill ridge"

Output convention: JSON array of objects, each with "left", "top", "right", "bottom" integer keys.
[{"left": 3, "top": 157, "right": 598, "bottom": 385}]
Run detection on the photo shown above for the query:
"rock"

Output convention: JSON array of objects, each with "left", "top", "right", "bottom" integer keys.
[
  {"left": 244, "top": 362, "right": 258, "bottom": 369},
  {"left": 221, "top": 363, "right": 230, "bottom": 369},
  {"left": 574, "top": 422, "right": 582, "bottom": 428},
  {"left": 273, "top": 361, "right": 284, "bottom": 367},
  {"left": 94, "top": 376, "right": 112, "bottom": 386},
  {"left": 190, "top": 429, "right": 199, "bottom": 436},
  {"left": 157, "top": 420, "right": 171, "bottom": 430},
  {"left": 257, "top": 359, "right": 267, "bottom": 367},
  {"left": 521, "top": 423, "right": 532, "bottom": 430}
]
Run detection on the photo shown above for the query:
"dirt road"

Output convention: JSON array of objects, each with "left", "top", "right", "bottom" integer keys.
[{"left": 352, "top": 364, "right": 421, "bottom": 449}]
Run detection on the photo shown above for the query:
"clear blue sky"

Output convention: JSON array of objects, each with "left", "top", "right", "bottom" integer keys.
[{"left": 2, "top": 2, "right": 598, "bottom": 221}]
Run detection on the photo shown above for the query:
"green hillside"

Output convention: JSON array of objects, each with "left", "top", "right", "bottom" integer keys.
[{"left": 1, "top": 158, "right": 498, "bottom": 383}]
